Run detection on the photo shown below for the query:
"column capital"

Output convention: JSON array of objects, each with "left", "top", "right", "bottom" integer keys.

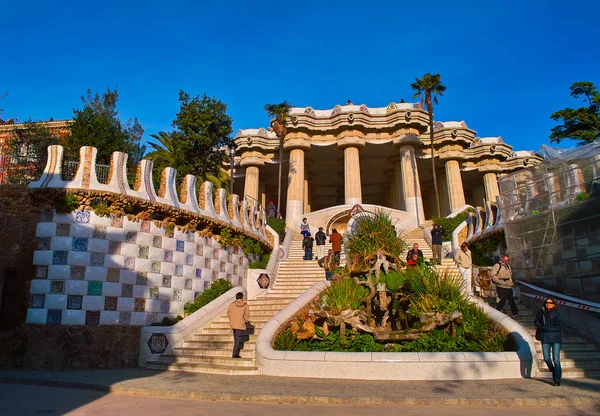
[
  {"left": 478, "top": 163, "right": 502, "bottom": 174},
  {"left": 393, "top": 134, "right": 421, "bottom": 147},
  {"left": 337, "top": 136, "right": 365, "bottom": 150},
  {"left": 239, "top": 156, "right": 265, "bottom": 168},
  {"left": 438, "top": 151, "right": 465, "bottom": 162},
  {"left": 283, "top": 137, "right": 311, "bottom": 151}
]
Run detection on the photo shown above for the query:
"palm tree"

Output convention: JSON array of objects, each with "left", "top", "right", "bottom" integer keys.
[
  {"left": 264, "top": 101, "right": 292, "bottom": 217},
  {"left": 411, "top": 73, "right": 446, "bottom": 218},
  {"left": 146, "top": 131, "right": 178, "bottom": 167}
]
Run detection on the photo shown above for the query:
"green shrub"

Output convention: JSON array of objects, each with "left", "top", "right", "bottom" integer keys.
[
  {"left": 380, "top": 269, "right": 407, "bottom": 293},
  {"left": 432, "top": 209, "right": 473, "bottom": 241},
  {"left": 393, "top": 330, "right": 481, "bottom": 352},
  {"left": 249, "top": 253, "right": 271, "bottom": 269},
  {"left": 323, "top": 277, "right": 369, "bottom": 314},
  {"left": 472, "top": 253, "right": 494, "bottom": 266},
  {"left": 151, "top": 315, "right": 183, "bottom": 326},
  {"left": 575, "top": 192, "right": 590, "bottom": 202},
  {"left": 219, "top": 227, "right": 234, "bottom": 247},
  {"left": 274, "top": 329, "right": 302, "bottom": 350},
  {"left": 243, "top": 238, "right": 264, "bottom": 257},
  {"left": 91, "top": 200, "right": 110, "bottom": 217},
  {"left": 267, "top": 218, "right": 286, "bottom": 241},
  {"left": 184, "top": 279, "right": 233, "bottom": 315},
  {"left": 55, "top": 193, "right": 80, "bottom": 214}
]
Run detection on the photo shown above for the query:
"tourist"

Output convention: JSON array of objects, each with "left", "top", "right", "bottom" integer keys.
[
  {"left": 329, "top": 228, "right": 343, "bottom": 263},
  {"left": 406, "top": 243, "right": 424, "bottom": 263},
  {"left": 491, "top": 255, "right": 518, "bottom": 317},
  {"left": 318, "top": 249, "right": 337, "bottom": 280},
  {"left": 407, "top": 252, "right": 419, "bottom": 267},
  {"left": 315, "top": 226, "right": 327, "bottom": 260},
  {"left": 431, "top": 224, "right": 444, "bottom": 265},
  {"left": 535, "top": 297, "right": 563, "bottom": 386},
  {"left": 302, "top": 232, "right": 314, "bottom": 260},
  {"left": 227, "top": 292, "right": 250, "bottom": 359},
  {"left": 267, "top": 201, "right": 277, "bottom": 218},
  {"left": 454, "top": 242, "right": 473, "bottom": 294},
  {"left": 300, "top": 217, "right": 310, "bottom": 238}
]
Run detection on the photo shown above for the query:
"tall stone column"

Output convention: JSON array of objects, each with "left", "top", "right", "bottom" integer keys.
[
  {"left": 445, "top": 159, "right": 466, "bottom": 212},
  {"left": 484, "top": 172, "right": 500, "bottom": 203},
  {"left": 393, "top": 160, "right": 404, "bottom": 211},
  {"left": 284, "top": 138, "right": 311, "bottom": 226},
  {"left": 304, "top": 176, "right": 310, "bottom": 213},
  {"left": 338, "top": 138, "right": 364, "bottom": 206},
  {"left": 243, "top": 165, "right": 260, "bottom": 205},
  {"left": 396, "top": 139, "right": 425, "bottom": 224}
]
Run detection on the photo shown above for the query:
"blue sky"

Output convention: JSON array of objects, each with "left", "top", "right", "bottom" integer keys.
[{"left": 2, "top": 0, "right": 598, "bottom": 151}]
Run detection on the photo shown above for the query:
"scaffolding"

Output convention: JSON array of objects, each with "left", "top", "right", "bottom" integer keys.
[{"left": 498, "top": 143, "right": 600, "bottom": 302}]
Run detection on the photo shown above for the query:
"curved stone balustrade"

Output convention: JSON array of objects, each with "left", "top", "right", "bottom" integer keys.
[{"left": 29, "top": 145, "right": 269, "bottom": 243}]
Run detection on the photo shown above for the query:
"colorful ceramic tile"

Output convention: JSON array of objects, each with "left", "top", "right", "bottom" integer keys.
[
  {"left": 146, "top": 313, "right": 158, "bottom": 325},
  {"left": 174, "top": 265, "right": 183, "bottom": 277},
  {"left": 138, "top": 246, "right": 149, "bottom": 259},
  {"left": 162, "top": 275, "right": 171, "bottom": 288},
  {"left": 194, "top": 291, "right": 201, "bottom": 300},
  {"left": 67, "top": 295, "right": 83, "bottom": 310},
  {"left": 185, "top": 255, "right": 193, "bottom": 266},
  {"left": 56, "top": 224, "right": 71, "bottom": 237},
  {"left": 196, "top": 245, "right": 203, "bottom": 256},
  {"left": 41, "top": 209, "right": 54, "bottom": 222},
  {"left": 149, "top": 286, "right": 159, "bottom": 299},
  {"left": 151, "top": 261, "right": 161, "bottom": 273},
  {"left": 213, "top": 249, "right": 219, "bottom": 259},
  {"left": 111, "top": 215, "right": 123, "bottom": 228},
  {"left": 228, "top": 253, "right": 233, "bottom": 263},
  {"left": 152, "top": 236, "right": 162, "bottom": 248},
  {"left": 53, "top": 251, "right": 68, "bottom": 265},
  {"left": 47, "top": 309, "right": 62, "bottom": 324},
  {"left": 186, "top": 232, "right": 195, "bottom": 242},
  {"left": 163, "top": 250, "right": 173, "bottom": 263},
  {"left": 212, "top": 270, "right": 217, "bottom": 279},
  {"left": 141, "top": 220, "right": 151, "bottom": 233},
  {"left": 124, "top": 256, "right": 135, "bottom": 270},
  {"left": 184, "top": 279, "right": 192, "bottom": 290},
  {"left": 239, "top": 257, "right": 244, "bottom": 265},
  {"left": 195, "top": 268, "right": 202, "bottom": 278},
  {"left": 204, "top": 258, "right": 211, "bottom": 268},
  {"left": 85, "top": 310, "right": 100, "bottom": 326},
  {"left": 108, "top": 241, "right": 121, "bottom": 255},
  {"left": 75, "top": 210, "right": 90, "bottom": 223},
  {"left": 72, "top": 237, "right": 88, "bottom": 252},
  {"left": 234, "top": 265, "right": 239, "bottom": 275},
  {"left": 120, "top": 312, "right": 131, "bottom": 325},
  {"left": 125, "top": 231, "right": 137, "bottom": 244},
  {"left": 136, "top": 272, "right": 147, "bottom": 286},
  {"left": 36, "top": 265, "right": 48, "bottom": 279},
  {"left": 106, "top": 268, "right": 120, "bottom": 283},
  {"left": 88, "top": 281, "right": 103, "bottom": 296},
  {"left": 30, "top": 294, "right": 45, "bottom": 309},
  {"left": 160, "top": 300, "right": 170, "bottom": 313},
  {"left": 220, "top": 261, "right": 226, "bottom": 273},
  {"left": 122, "top": 284, "right": 133, "bottom": 297},
  {"left": 134, "top": 298, "right": 146, "bottom": 312},
  {"left": 176, "top": 240, "right": 185, "bottom": 252},
  {"left": 205, "top": 237, "right": 211, "bottom": 246},
  {"left": 50, "top": 280, "right": 65, "bottom": 293},
  {"left": 105, "top": 296, "right": 117, "bottom": 311},
  {"left": 90, "top": 252, "right": 105, "bottom": 267},
  {"left": 203, "top": 281, "right": 210, "bottom": 290},
  {"left": 37, "top": 237, "right": 51, "bottom": 251},
  {"left": 173, "top": 290, "right": 182, "bottom": 301},
  {"left": 70, "top": 265, "right": 86, "bottom": 280},
  {"left": 93, "top": 225, "right": 107, "bottom": 239}
]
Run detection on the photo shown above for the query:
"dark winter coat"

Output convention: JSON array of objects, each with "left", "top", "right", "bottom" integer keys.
[
  {"left": 315, "top": 231, "right": 327, "bottom": 245},
  {"left": 406, "top": 249, "right": 424, "bottom": 262},
  {"left": 302, "top": 237, "right": 314, "bottom": 250},
  {"left": 431, "top": 227, "right": 444, "bottom": 245},
  {"left": 534, "top": 309, "right": 563, "bottom": 344}
]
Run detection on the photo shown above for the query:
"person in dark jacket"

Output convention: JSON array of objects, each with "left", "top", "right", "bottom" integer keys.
[
  {"left": 302, "top": 232, "right": 314, "bottom": 260},
  {"left": 534, "top": 297, "right": 563, "bottom": 386},
  {"left": 406, "top": 243, "right": 424, "bottom": 263},
  {"left": 431, "top": 224, "right": 444, "bottom": 265},
  {"left": 315, "top": 227, "right": 327, "bottom": 260}
]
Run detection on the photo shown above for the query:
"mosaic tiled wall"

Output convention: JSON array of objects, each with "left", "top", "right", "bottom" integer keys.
[{"left": 27, "top": 209, "right": 250, "bottom": 326}]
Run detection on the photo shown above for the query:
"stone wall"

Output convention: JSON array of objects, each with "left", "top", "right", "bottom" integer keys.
[{"left": 27, "top": 209, "right": 251, "bottom": 326}]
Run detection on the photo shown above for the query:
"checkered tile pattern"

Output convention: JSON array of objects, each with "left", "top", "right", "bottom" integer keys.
[{"left": 27, "top": 210, "right": 250, "bottom": 326}]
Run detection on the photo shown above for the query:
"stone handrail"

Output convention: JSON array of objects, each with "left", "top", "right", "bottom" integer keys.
[
  {"left": 246, "top": 225, "right": 281, "bottom": 299},
  {"left": 256, "top": 281, "right": 535, "bottom": 380},
  {"left": 140, "top": 286, "right": 245, "bottom": 366},
  {"left": 29, "top": 145, "right": 268, "bottom": 243}
]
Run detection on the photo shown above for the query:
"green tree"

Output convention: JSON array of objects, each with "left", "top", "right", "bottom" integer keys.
[
  {"left": 153, "top": 91, "right": 232, "bottom": 181},
  {"left": 550, "top": 81, "right": 600, "bottom": 145},
  {"left": 264, "top": 101, "right": 292, "bottom": 216},
  {"left": 411, "top": 73, "right": 446, "bottom": 218},
  {"left": 66, "top": 87, "right": 143, "bottom": 164}
]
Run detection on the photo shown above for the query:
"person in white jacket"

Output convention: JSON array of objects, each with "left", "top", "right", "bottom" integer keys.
[{"left": 454, "top": 242, "right": 473, "bottom": 294}]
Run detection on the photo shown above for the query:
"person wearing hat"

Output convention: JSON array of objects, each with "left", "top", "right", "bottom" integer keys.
[{"left": 267, "top": 201, "right": 277, "bottom": 218}]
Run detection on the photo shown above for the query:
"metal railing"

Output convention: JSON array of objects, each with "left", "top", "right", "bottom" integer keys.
[{"left": 61, "top": 161, "right": 110, "bottom": 183}]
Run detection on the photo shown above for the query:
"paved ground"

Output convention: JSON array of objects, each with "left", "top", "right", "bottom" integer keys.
[
  {"left": 0, "top": 369, "right": 599, "bottom": 408},
  {"left": 1, "top": 384, "right": 599, "bottom": 416}
]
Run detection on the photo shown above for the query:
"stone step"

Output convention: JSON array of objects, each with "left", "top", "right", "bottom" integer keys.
[
  {"left": 536, "top": 344, "right": 600, "bottom": 353},
  {"left": 537, "top": 358, "right": 600, "bottom": 369},
  {"left": 209, "top": 322, "right": 266, "bottom": 330},
  {"left": 247, "top": 298, "right": 297, "bottom": 305},
  {"left": 533, "top": 350, "right": 600, "bottom": 359},
  {"left": 182, "top": 340, "right": 256, "bottom": 349},
  {"left": 190, "top": 333, "right": 258, "bottom": 342},
  {"left": 266, "top": 289, "right": 307, "bottom": 294},
  {"left": 147, "top": 361, "right": 261, "bottom": 375},
  {"left": 201, "top": 327, "right": 263, "bottom": 335},
  {"left": 159, "top": 354, "right": 256, "bottom": 367},
  {"left": 213, "top": 316, "right": 272, "bottom": 324},
  {"left": 537, "top": 366, "right": 600, "bottom": 379},
  {"left": 173, "top": 347, "right": 255, "bottom": 358}
]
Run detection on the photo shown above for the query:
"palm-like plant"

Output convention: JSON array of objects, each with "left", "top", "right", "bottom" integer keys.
[
  {"left": 146, "top": 131, "right": 178, "bottom": 167},
  {"left": 264, "top": 101, "right": 292, "bottom": 217},
  {"left": 411, "top": 73, "right": 447, "bottom": 218}
]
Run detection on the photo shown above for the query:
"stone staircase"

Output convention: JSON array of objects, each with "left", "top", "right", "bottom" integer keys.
[
  {"left": 147, "top": 233, "right": 325, "bottom": 374},
  {"left": 402, "top": 226, "right": 461, "bottom": 279},
  {"left": 501, "top": 301, "right": 600, "bottom": 379}
]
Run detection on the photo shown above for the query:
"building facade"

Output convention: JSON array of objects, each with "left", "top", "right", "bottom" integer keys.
[{"left": 233, "top": 102, "right": 542, "bottom": 227}]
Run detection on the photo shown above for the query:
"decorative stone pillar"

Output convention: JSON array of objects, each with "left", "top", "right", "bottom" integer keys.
[
  {"left": 304, "top": 176, "right": 310, "bottom": 213},
  {"left": 394, "top": 134, "right": 425, "bottom": 224},
  {"left": 483, "top": 172, "right": 500, "bottom": 203},
  {"left": 338, "top": 137, "right": 364, "bottom": 206},
  {"left": 438, "top": 172, "right": 450, "bottom": 216},
  {"left": 393, "top": 160, "right": 404, "bottom": 211},
  {"left": 243, "top": 166, "right": 259, "bottom": 205},
  {"left": 284, "top": 138, "right": 311, "bottom": 226},
  {"left": 445, "top": 160, "right": 466, "bottom": 212}
]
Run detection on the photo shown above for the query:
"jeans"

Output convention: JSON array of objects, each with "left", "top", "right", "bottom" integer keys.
[
  {"left": 325, "top": 271, "right": 333, "bottom": 281},
  {"left": 542, "top": 342, "right": 562, "bottom": 382},
  {"left": 301, "top": 230, "right": 309, "bottom": 238},
  {"left": 232, "top": 329, "right": 245, "bottom": 357},
  {"left": 304, "top": 248, "right": 313, "bottom": 260},
  {"left": 496, "top": 287, "right": 518, "bottom": 315},
  {"left": 316, "top": 245, "right": 325, "bottom": 260}
]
